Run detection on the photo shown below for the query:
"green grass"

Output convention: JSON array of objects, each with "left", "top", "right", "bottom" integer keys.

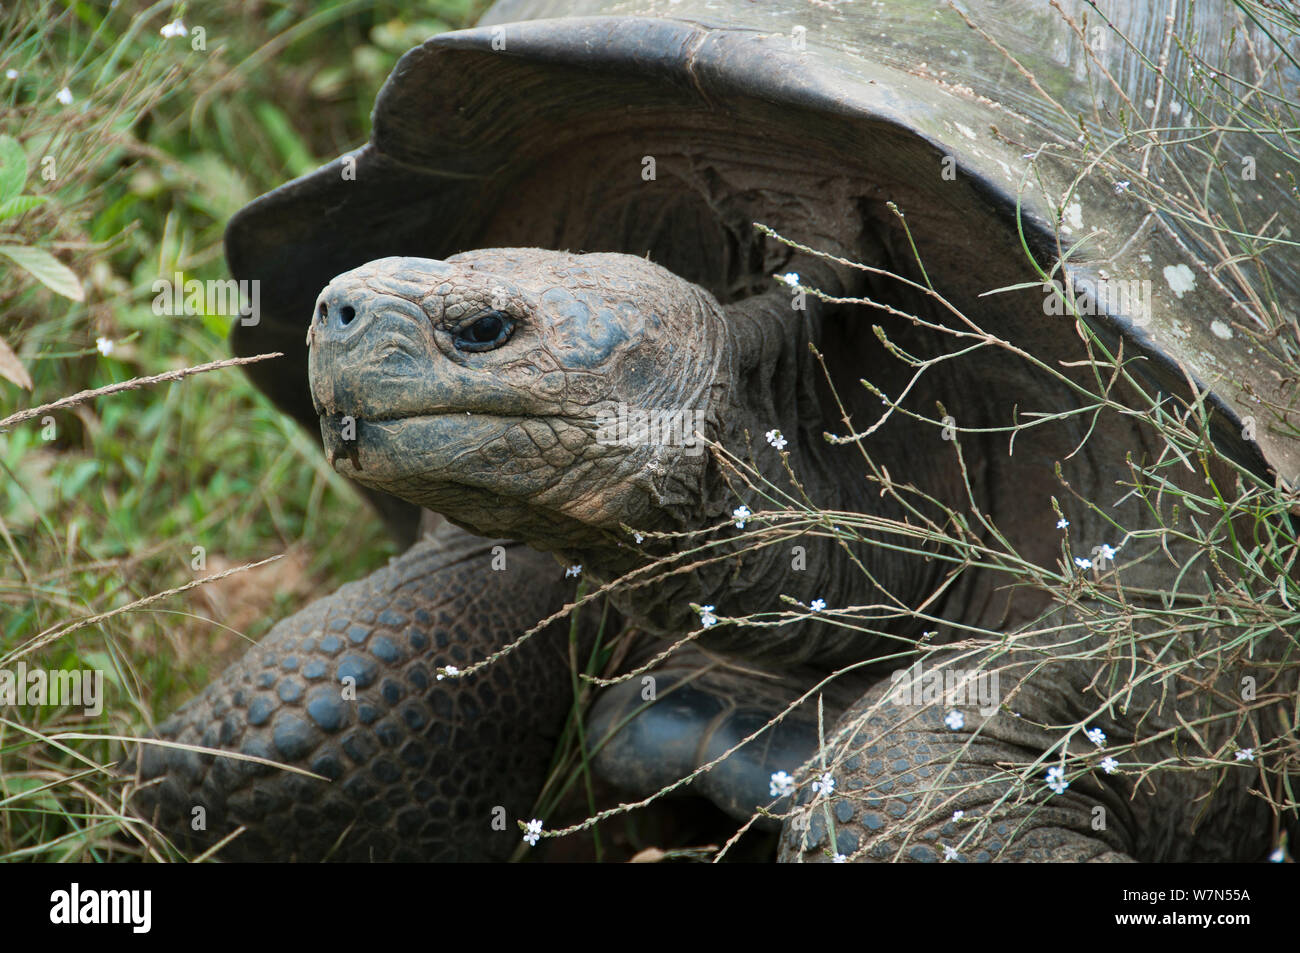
[{"left": 0, "top": 0, "right": 486, "bottom": 861}]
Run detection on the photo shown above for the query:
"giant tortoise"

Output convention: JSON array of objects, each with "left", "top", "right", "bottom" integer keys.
[{"left": 129, "top": 0, "right": 1300, "bottom": 862}]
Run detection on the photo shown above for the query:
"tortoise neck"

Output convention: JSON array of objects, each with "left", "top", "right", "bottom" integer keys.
[
  {"left": 717, "top": 253, "right": 868, "bottom": 511},
  {"left": 671, "top": 259, "right": 937, "bottom": 665},
  {"left": 569, "top": 257, "right": 950, "bottom": 663}
]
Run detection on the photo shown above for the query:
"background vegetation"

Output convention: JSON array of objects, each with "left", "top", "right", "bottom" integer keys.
[{"left": 0, "top": 0, "right": 486, "bottom": 861}]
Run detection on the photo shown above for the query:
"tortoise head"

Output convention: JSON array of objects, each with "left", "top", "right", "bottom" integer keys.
[
  {"left": 230, "top": 6, "right": 1300, "bottom": 499},
  {"left": 307, "top": 249, "right": 728, "bottom": 551},
  {"left": 233, "top": 2, "right": 1299, "bottom": 648}
]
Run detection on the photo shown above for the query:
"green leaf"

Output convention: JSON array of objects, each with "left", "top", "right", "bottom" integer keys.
[
  {"left": 978, "top": 281, "right": 1051, "bottom": 297},
  {"left": 0, "top": 194, "right": 47, "bottom": 221},
  {"left": 0, "top": 136, "right": 27, "bottom": 201},
  {"left": 0, "top": 244, "right": 84, "bottom": 301},
  {"left": 181, "top": 152, "right": 252, "bottom": 222},
  {"left": 0, "top": 331, "right": 32, "bottom": 389},
  {"left": 77, "top": 651, "right": 124, "bottom": 691},
  {"left": 201, "top": 309, "right": 232, "bottom": 340},
  {"left": 252, "top": 102, "right": 317, "bottom": 179}
]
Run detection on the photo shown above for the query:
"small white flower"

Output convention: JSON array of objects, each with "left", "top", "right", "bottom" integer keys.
[
  {"left": 1269, "top": 847, "right": 1285, "bottom": 863},
  {"left": 1085, "top": 726, "right": 1106, "bottom": 747},
  {"left": 1100, "top": 756, "right": 1119, "bottom": 774},
  {"left": 523, "top": 818, "right": 543, "bottom": 847},
  {"left": 944, "top": 709, "right": 965, "bottom": 730},
  {"left": 811, "top": 772, "right": 835, "bottom": 796},
  {"left": 765, "top": 429, "right": 788, "bottom": 450},
  {"left": 633, "top": 532, "right": 644, "bottom": 543},
  {"left": 1046, "top": 765, "right": 1069, "bottom": 794},
  {"left": 4, "top": 69, "right": 17, "bottom": 80},
  {"left": 769, "top": 770, "right": 796, "bottom": 798},
  {"left": 943, "top": 844, "right": 959, "bottom": 861},
  {"left": 810, "top": 598, "right": 826, "bottom": 612},
  {"left": 436, "top": 664, "right": 460, "bottom": 681},
  {"left": 698, "top": 605, "right": 717, "bottom": 628},
  {"left": 95, "top": 336, "right": 114, "bottom": 356},
  {"left": 1056, "top": 518, "right": 1069, "bottom": 529},
  {"left": 565, "top": 564, "right": 581, "bottom": 578},
  {"left": 1234, "top": 748, "right": 1255, "bottom": 762},
  {"left": 1098, "top": 543, "right": 1118, "bottom": 561},
  {"left": 832, "top": 853, "right": 846, "bottom": 863},
  {"left": 160, "top": 19, "right": 187, "bottom": 38},
  {"left": 732, "top": 505, "right": 752, "bottom": 528},
  {"left": 780, "top": 272, "right": 800, "bottom": 287},
  {"left": 1112, "top": 180, "right": 1131, "bottom": 194},
  {"left": 55, "top": 86, "right": 73, "bottom": 105},
  {"left": 1074, "top": 556, "right": 1092, "bottom": 570},
  {"left": 952, "top": 810, "right": 964, "bottom": 821}
]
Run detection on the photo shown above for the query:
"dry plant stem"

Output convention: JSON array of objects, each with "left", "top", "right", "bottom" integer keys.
[
  {"left": 3, "top": 555, "right": 283, "bottom": 665},
  {"left": 0, "top": 352, "right": 283, "bottom": 430}
]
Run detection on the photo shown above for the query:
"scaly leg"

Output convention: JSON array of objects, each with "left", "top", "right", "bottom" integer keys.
[
  {"left": 588, "top": 646, "right": 865, "bottom": 829},
  {"left": 128, "top": 522, "right": 589, "bottom": 861}
]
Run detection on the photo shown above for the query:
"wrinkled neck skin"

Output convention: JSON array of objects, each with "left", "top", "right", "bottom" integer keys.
[{"left": 566, "top": 256, "right": 947, "bottom": 667}]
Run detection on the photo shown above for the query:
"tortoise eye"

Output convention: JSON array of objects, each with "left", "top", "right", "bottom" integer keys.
[{"left": 452, "top": 310, "right": 514, "bottom": 352}]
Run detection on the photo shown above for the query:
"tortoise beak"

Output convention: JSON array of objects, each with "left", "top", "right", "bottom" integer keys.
[{"left": 306, "top": 278, "right": 430, "bottom": 421}]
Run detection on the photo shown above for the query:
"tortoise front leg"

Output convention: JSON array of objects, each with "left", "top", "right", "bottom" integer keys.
[
  {"left": 587, "top": 646, "right": 866, "bottom": 829},
  {"left": 779, "top": 630, "right": 1283, "bottom": 863},
  {"left": 778, "top": 649, "right": 1139, "bottom": 863},
  {"left": 127, "top": 522, "right": 586, "bottom": 861}
]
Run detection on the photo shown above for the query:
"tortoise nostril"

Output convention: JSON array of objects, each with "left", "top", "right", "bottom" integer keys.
[
  {"left": 318, "top": 302, "right": 328, "bottom": 322},
  {"left": 339, "top": 305, "right": 356, "bottom": 326}
]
